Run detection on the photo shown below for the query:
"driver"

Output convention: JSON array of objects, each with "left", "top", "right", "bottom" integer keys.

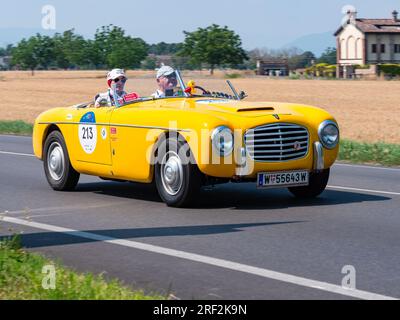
[
  {"left": 151, "top": 65, "right": 178, "bottom": 98},
  {"left": 94, "top": 69, "right": 128, "bottom": 107}
]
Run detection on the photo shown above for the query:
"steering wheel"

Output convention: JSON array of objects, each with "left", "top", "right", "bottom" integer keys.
[{"left": 193, "top": 86, "right": 210, "bottom": 95}]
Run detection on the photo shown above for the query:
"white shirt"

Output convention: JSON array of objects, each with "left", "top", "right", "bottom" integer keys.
[
  {"left": 151, "top": 89, "right": 165, "bottom": 99},
  {"left": 94, "top": 89, "right": 127, "bottom": 107}
]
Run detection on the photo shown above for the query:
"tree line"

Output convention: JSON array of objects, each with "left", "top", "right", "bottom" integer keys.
[{"left": 1, "top": 24, "right": 336, "bottom": 75}]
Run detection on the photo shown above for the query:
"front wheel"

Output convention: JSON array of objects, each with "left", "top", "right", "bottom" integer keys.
[
  {"left": 43, "top": 130, "right": 80, "bottom": 191},
  {"left": 155, "top": 137, "right": 202, "bottom": 207},
  {"left": 288, "top": 169, "right": 330, "bottom": 198}
]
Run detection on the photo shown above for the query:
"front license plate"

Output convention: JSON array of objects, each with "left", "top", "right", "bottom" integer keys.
[{"left": 257, "top": 170, "right": 309, "bottom": 188}]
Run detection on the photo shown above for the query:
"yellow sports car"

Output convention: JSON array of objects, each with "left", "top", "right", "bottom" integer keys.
[{"left": 33, "top": 70, "right": 339, "bottom": 207}]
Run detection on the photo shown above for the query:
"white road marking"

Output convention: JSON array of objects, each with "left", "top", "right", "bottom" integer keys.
[
  {"left": 1, "top": 216, "right": 396, "bottom": 300},
  {"left": 327, "top": 185, "right": 400, "bottom": 196},
  {"left": 334, "top": 163, "right": 400, "bottom": 172},
  {"left": 2, "top": 202, "right": 130, "bottom": 216},
  {"left": 0, "top": 150, "right": 35, "bottom": 157}
]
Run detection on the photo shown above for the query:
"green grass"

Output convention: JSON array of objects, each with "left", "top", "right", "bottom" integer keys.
[
  {"left": 224, "top": 73, "right": 242, "bottom": 79},
  {"left": 0, "top": 235, "right": 166, "bottom": 300},
  {"left": 0, "top": 120, "right": 33, "bottom": 135},
  {"left": 339, "top": 139, "right": 400, "bottom": 167}
]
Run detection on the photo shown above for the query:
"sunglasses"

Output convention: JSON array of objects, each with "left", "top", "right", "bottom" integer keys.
[
  {"left": 165, "top": 73, "right": 176, "bottom": 80},
  {"left": 114, "top": 77, "right": 126, "bottom": 83}
]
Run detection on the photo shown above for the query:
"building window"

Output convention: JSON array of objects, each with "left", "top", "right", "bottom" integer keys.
[
  {"left": 395, "top": 44, "right": 400, "bottom": 53},
  {"left": 381, "top": 44, "right": 386, "bottom": 53},
  {"left": 372, "top": 44, "right": 377, "bottom": 53}
]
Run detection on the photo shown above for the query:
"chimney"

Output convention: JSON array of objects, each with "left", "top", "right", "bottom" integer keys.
[{"left": 392, "top": 10, "right": 399, "bottom": 22}]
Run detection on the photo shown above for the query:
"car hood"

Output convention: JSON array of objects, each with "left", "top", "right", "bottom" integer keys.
[{"left": 190, "top": 98, "right": 300, "bottom": 117}]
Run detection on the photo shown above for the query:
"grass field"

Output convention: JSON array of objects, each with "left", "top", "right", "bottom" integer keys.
[
  {"left": 0, "top": 235, "right": 165, "bottom": 300},
  {"left": 0, "top": 70, "right": 399, "bottom": 144}
]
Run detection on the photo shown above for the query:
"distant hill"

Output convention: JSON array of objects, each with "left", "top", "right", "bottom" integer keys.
[{"left": 283, "top": 31, "right": 335, "bottom": 56}]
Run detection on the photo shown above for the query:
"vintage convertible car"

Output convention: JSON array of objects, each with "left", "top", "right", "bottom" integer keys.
[{"left": 33, "top": 70, "right": 339, "bottom": 207}]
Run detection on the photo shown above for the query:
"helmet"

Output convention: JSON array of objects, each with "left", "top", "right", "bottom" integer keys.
[{"left": 107, "top": 69, "right": 127, "bottom": 87}]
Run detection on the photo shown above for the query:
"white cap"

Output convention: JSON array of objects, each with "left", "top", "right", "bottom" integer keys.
[
  {"left": 107, "top": 69, "right": 127, "bottom": 86},
  {"left": 156, "top": 65, "right": 175, "bottom": 79}
]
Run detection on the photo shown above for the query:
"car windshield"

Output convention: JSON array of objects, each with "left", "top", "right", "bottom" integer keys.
[{"left": 111, "top": 69, "right": 246, "bottom": 108}]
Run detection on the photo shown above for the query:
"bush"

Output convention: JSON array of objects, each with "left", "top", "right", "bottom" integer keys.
[
  {"left": 379, "top": 64, "right": 400, "bottom": 76},
  {"left": 289, "top": 73, "right": 301, "bottom": 80},
  {"left": 224, "top": 73, "right": 241, "bottom": 79},
  {"left": 305, "top": 63, "right": 336, "bottom": 78},
  {"left": 354, "top": 64, "right": 370, "bottom": 70}
]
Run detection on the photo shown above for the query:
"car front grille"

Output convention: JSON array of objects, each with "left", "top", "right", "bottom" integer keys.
[{"left": 244, "top": 123, "right": 309, "bottom": 162}]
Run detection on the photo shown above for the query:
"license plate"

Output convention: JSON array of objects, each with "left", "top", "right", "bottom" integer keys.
[{"left": 257, "top": 170, "right": 309, "bottom": 188}]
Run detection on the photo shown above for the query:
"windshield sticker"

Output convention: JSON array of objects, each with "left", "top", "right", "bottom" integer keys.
[
  {"left": 196, "top": 99, "right": 232, "bottom": 104},
  {"left": 79, "top": 112, "right": 97, "bottom": 154}
]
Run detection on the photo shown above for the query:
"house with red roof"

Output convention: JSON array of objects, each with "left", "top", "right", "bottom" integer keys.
[{"left": 334, "top": 10, "right": 400, "bottom": 78}]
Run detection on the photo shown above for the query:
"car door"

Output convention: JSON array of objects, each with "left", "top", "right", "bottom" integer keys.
[
  {"left": 74, "top": 107, "right": 113, "bottom": 166},
  {"left": 109, "top": 100, "right": 162, "bottom": 182}
]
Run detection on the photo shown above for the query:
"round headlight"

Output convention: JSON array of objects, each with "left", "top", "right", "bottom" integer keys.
[
  {"left": 211, "top": 126, "right": 234, "bottom": 156},
  {"left": 318, "top": 120, "right": 339, "bottom": 149}
]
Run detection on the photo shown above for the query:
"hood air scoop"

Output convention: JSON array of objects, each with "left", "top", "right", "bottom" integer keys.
[{"left": 237, "top": 107, "right": 275, "bottom": 112}]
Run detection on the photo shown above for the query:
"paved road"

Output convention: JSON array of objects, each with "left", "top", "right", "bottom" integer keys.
[{"left": 1, "top": 134, "right": 399, "bottom": 300}]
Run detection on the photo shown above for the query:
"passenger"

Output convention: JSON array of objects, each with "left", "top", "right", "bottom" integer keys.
[
  {"left": 151, "top": 65, "right": 178, "bottom": 98},
  {"left": 94, "top": 69, "right": 128, "bottom": 107}
]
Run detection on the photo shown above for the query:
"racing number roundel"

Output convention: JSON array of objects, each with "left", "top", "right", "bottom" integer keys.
[{"left": 79, "top": 112, "right": 97, "bottom": 154}]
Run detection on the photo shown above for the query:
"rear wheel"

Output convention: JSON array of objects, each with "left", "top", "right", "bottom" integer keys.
[
  {"left": 43, "top": 130, "right": 80, "bottom": 191},
  {"left": 155, "top": 137, "right": 202, "bottom": 207},
  {"left": 288, "top": 169, "right": 330, "bottom": 198}
]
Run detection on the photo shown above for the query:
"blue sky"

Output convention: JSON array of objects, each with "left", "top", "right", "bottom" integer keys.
[{"left": 1, "top": 0, "right": 400, "bottom": 49}]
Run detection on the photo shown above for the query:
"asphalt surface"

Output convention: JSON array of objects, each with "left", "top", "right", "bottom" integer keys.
[{"left": 1, "top": 134, "right": 400, "bottom": 300}]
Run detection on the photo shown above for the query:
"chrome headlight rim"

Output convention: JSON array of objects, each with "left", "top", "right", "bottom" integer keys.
[
  {"left": 318, "top": 120, "right": 339, "bottom": 150},
  {"left": 211, "top": 126, "right": 234, "bottom": 157}
]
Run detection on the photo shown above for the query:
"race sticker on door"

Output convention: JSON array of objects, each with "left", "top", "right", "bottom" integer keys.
[{"left": 79, "top": 112, "right": 97, "bottom": 154}]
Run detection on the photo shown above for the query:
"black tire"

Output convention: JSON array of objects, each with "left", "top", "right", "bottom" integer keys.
[
  {"left": 43, "top": 130, "right": 80, "bottom": 191},
  {"left": 288, "top": 169, "right": 330, "bottom": 198},
  {"left": 155, "top": 137, "right": 202, "bottom": 207}
]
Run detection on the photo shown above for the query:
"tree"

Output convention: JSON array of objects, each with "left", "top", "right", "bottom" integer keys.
[
  {"left": 12, "top": 34, "right": 56, "bottom": 74},
  {"left": 288, "top": 51, "right": 316, "bottom": 70},
  {"left": 149, "top": 42, "right": 183, "bottom": 55},
  {"left": 179, "top": 24, "right": 248, "bottom": 75},
  {"left": 141, "top": 55, "right": 157, "bottom": 70},
  {"left": 92, "top": 25, "right": 148, "bottom": 69},
  {"left": 107, "top": 37, "right": 148, "bottom": 69},
  {"left": 53, "top": 30, "right": 89, "bottom": 69},
  {"left": 0, "top": 45, "right": 14, "bottom": 57},
  {"left": 318, "top": 47, "right": 337, "bottom": 65},
  {"left": 12, "top": 37, "right": 40, "bottom": 75}
]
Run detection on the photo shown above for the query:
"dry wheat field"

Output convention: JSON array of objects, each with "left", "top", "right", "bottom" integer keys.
[{"left": 0, "top": 70, "right": 399, "bottom": 144}]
